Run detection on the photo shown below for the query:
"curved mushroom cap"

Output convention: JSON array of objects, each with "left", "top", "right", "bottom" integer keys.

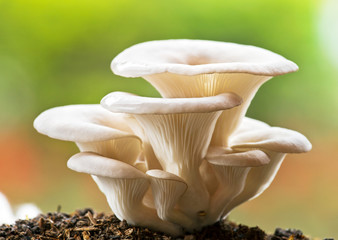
[
  {"left": 232, "top": 117, "right": 270, "bottom": 135},
  {"left": 111, "top": 39, "right": 298, "bottom": 77},
  {"left": 101, "top": 91, "right": 242, "bottom": 114},
  {"left": 34, "top": 104, "right": 139, "bottom": 142},
  {"left": 67, "top": 152, "right": 146, "bottom": 179},
  {"left": 231, "top": 126, "right": 312, "bottom": 153},
  {"left": 147, "top": 170, "right": 187, "bottom": 184},
  {"left": 207, "top": 148, "right": 270, "bottom": 167}
]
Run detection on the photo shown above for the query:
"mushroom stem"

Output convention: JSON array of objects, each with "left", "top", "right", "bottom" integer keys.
[{"left": 135, "top": 112, "right": 221, "bottom": 224}]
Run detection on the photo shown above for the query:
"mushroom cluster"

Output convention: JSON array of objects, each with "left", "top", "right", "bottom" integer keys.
[{"left": 34, "top": 39, "right": 311, "bottom": 235}]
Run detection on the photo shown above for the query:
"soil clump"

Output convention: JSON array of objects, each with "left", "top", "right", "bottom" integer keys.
[{"left": 0, "top": 208, "right": 309, "bottom": 240}]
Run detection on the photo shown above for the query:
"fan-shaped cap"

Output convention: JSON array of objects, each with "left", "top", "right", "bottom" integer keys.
[
  {"left": 67, "top": 152, "right": 146, "bottom": 179},
  {"left": 111, "top": 39, "right": 298, "bottom": 77},
  {"left": 101, "top": 91, "right": 242, "bottom": 114},
  {"left": 231, "top": 126, "right": 312, "bottom": 153},
  {"left": 34, "top": 104, "right": 139, "bottom": 142},
  {"left": 207, "top": 148, "right": 270, "bottom": 167},
  {"left": 232, "top": 117, "right": 270, "bottom": 135}
]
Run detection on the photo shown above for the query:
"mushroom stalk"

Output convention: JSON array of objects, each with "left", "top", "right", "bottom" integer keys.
[{"left": 135, "top": 112, "right": 220, "bottom": 226}]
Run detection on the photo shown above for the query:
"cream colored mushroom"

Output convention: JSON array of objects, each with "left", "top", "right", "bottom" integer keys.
[
  {"left": 0, "top": 192, "right": 41, "bottom": 224},
  {"left": 101, "top": 91, "right": 242, "bottom": 229},
  {"left": 33, "top": 39, "right": 312, "bottom": 235},
  {"left": 34, "top": 105, "right": 143, "bottom": 168},
  {"left": 219, "top": 117, "right": 312, "bottom": 217},
  {"left": 67, "top": 152, "right": 182, "bottom": 235},
  {"left": 111, "top": 39, "right": 298, "bottom": 146},
  {"left": 0, "top": 192, "right": 15, "bottom": 224},
  {"left": 205, "top": 148, "right": 270, "bottom": 224},
  {"left": 146, "top": 170, "right": 196, "bottom": 231}
]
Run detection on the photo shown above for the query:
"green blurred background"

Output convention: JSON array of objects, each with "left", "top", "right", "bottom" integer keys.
[{"left": 1, "top": 0, "right": 337, "bottom": 238}]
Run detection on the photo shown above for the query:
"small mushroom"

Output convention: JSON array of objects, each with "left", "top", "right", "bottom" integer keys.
[
  {"left": 34, "top": 104, "right": 142, "bottom": 168},
  {"left": 231, "top": 127, "right": 312, "bottom": 153},
  {"left": 111, "top": 39, "right": 298, "bottom": 146},
  {"left": 146, "top": 170, "right": 195, "bottom": 231},
  {"left": 67, "top": 152, "right": 182, "bottom": 235},
  {"left": 205, "top": 148, "right": 270, "bottom": 223},
  {"left": 0, "top": 192, "right": 41, "bottom": 224},
  {"left": 219, "top": 117, "right": 312, "bottom": 217},
  {"left": 0, "top": 192, "right": 14, "bottom": 224},
  {"left": 101, "top": 91, "right": 242, "bottom": 229}
]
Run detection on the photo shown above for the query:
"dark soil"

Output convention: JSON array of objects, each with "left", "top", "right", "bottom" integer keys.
[{"left": 0, "top": 208, "right": 310, "bottom": 240}]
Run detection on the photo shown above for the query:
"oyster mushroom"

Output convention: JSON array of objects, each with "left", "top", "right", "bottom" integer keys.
[
  {"left": 111, "top": 39, "right": 298, "bottom": 146},
  {"left": 0, "top": 192, "right": 15, "bottom": 224},
  {"left": 146, "top": 170, "right": 194, "bottom": 230},
  {"left": 205, "top": 148, "right": 270, "bottom": 224},
  {"left": 101, "top": 91, "right": 242, "bottom": 229},
  {"left": 33, "top": 39, "right": 312, "bottom": 235},
  {"left": 0, "top": 192, "right": 41, "bottom": 224},
  {"left": 33, "top": 105, "right": 143, "bottom": 168},
  {"left": 216, "top": 117, "right": 312, "bottom": 217},
  {"left": 67, "top": 152, "right": 182, "bottom": 235}
]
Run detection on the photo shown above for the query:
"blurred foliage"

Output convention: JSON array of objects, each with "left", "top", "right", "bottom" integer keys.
[
  {"left": 1, "top": 0, "right": 337, "bottom": 238},
  {"left": 0, "top": 0, "right": 337, "bottom": 136}
]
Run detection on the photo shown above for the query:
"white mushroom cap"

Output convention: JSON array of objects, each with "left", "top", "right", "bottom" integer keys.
[
  {"left": 231, "top": 125, "right": 312, "bottom": 153},
  {"left": 112, "top": 39, "right": 298, "bottom": 77},
  {"left": 67, "top": 152, "right": 146, "bottom": 179},
  {"left": 34, "top": 104, "right": 143, "bottom": 167},
  {"left": 34, "top": 104, "right": 138, "bottom": 142},
  {"left": 207, "top": 148, "right": 271, "bottom": 167},
  {"left": 232, "top": 117, "right": 270, "bottom": 135},
  {"left": 101, "top": 91, "right": 242, "bottom": 114},
  {"left": 15, "top": 204, "right": 41, "bottom": 221},
  {"left": 111, "top": 40, "right": 299, "bottom": 147}
]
